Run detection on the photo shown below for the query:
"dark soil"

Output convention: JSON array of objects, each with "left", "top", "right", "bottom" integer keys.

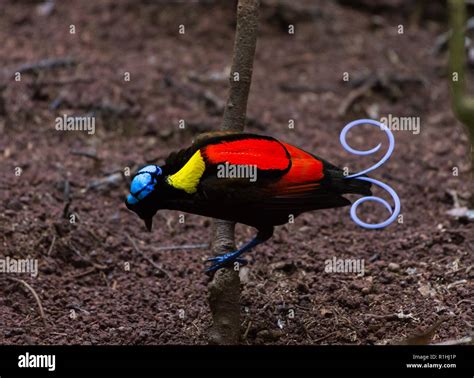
[{"left": 0, "top": 0, "right": 472, "bottom": 345}]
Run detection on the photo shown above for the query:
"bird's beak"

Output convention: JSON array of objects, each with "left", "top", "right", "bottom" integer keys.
[{"left": 144, "top": 218, "right": 153, "bottom": 232}]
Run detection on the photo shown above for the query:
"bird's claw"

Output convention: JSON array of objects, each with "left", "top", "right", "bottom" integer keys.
[{"left": 205, "top": 252, "right": 247, "bottom": 272}]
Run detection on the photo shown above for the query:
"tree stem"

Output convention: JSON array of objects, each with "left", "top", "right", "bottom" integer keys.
[
  {"left": 207, "top": 0, "right": 260, "bottom": 345},
  {"left": 448, "top": 0, "right": 474, "bottom": 206}
]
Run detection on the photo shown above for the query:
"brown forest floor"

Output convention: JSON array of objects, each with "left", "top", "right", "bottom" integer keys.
[{"left": 0, "top": 0, "right": 473, "bottom": 345}]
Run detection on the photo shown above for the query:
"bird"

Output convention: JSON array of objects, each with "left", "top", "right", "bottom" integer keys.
[{"left": 125, "top": 131, "right": 372, "bottom": 272}]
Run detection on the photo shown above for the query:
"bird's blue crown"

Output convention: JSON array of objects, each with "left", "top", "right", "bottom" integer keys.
[{"left": 126, "top": 165, "right": 162, "bottom": 205}]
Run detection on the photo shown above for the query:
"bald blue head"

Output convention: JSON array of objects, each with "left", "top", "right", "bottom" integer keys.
[{"left": 126, "top": 165, "right": 162, "bottom": 205}]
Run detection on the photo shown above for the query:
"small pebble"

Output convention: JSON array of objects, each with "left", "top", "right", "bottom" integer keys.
[{"left": 388, "top": 262, "right": 400, "bottom": 272}]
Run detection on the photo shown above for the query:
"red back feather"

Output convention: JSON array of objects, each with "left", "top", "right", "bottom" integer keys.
[
  {"left": 278, "top": 142, "right": 324, "bottom": 185},
  {"left": 202, "top": 138, "right": 325, "bottom": 194},
  {"left": 202, "top": 139, "right": 290, "bottom": 170}
]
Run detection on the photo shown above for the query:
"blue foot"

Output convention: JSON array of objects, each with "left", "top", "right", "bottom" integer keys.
[
  {"left": 204, "top": 228, "right": 273, "bottom": 273},
  {"left": 205, "top": 251, "right": 247, "bottom": 272}
]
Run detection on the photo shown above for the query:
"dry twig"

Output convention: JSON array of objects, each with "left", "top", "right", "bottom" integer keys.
[
  {"left": 7, "top": 277, "right": 47, "bottom": 327},
  {"left": 13, "top": 57, "right": 76, "bottom": 75},
  {"left": 152, "top": 243, "right": 209, "bottom": 252}
]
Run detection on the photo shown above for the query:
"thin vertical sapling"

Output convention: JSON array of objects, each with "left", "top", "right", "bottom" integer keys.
[
  {"left": 448, "top": 0, "right": 474, "bottom": 215},
  {"left": 207, "top": 0, "right": 261, "bottom": 345}
]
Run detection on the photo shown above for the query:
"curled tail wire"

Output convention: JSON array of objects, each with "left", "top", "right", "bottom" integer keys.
[{"left": 339, "top": 119, "right": 401, "bottom": 229}]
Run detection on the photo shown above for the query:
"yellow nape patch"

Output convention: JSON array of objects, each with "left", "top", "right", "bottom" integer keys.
[{"left": 167, "top": 150, "right": 205, "bottom": 194}]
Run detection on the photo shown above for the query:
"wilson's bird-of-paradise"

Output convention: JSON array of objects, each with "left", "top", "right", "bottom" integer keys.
[{"left": 125, "top": 132, "right": 372, "bottom": 272}]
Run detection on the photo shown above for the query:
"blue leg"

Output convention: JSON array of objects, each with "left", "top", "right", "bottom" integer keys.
[{"left": 206, "top": 227, "right": 273, "bottom": 272}]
